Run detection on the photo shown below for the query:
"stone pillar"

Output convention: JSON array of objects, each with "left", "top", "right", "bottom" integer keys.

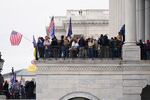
[
  {"left": 136, "top": 0, "right": 145, "bottom": 41},
  {"left": 136, "top": 0, "right": 139, "bottom": 41},
  {"left": 123, "top": 0, "right": 141, "bottom": 60},
  {"left": 145, "top": 0, "right": 150, "bottom": 41},
  {"left": 125, "top": 0, "right": 136, "bottom": 44},
  {"left": 109, "top": 0, "right": 125, "bottom": 37}
]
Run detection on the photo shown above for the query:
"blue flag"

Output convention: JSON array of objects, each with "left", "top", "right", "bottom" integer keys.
[
  {"left": 10, "top": 73, "right": 16, "bottom": 85},
  {"left": 32, "top": 35, "right": 37, "bottom": 48},
  {"left": 10, "top": 67, "right": 16, "bottom": 86},
  {"left": 48, "top": 16, "right": 55, "bottom": 39},
  {"left": 119, "top": 24, "right": 125, "bottom": 42},
  {"left": 119, "top": 24, "right": 125, "bottom": 35},
  {"left": 67, "top": 18, "right": 73, "bottom": 37}
]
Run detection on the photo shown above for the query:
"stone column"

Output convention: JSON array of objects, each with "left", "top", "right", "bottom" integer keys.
[
  {"left": 123, "top": 0, "right": 141, "bottom": 60},
  {"left": 125, "top": 0, "right": 136, "bottom": 44},
  {"left": 109, "top": 0, "right": 125, "bottom": 37},
  {"left": 136, "top": 0, "right": 139, "bottom": 41},
  {"left": 145, "top": 0, "right": 150, "bottom": 41},
  {"left": 137, "top": 0, "right": 145, "bottom": 41}
]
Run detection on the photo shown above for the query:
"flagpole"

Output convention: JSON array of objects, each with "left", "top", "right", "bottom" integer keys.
[
  {"left": 11, "top": 67, "right": 14, "bottom": 74},
  {"left": 22, "top": 35, "right": 32, "bottom": 42}
]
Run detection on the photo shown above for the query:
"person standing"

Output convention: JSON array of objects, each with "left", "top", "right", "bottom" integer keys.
[
  {"left": 44, "top": 36, "right": 51, "bottom": 58},
  {"left": 37, "top": 37, "right": 45, "bottom": 58},
  {"left": 88, "top": 38, "right": 94, "bottom": 59}
]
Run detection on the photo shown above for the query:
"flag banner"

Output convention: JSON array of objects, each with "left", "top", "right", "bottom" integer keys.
[
  {"left": 33, "top": 46, "right": 39, "bottom": 60},
  {"left": 66, "top": 18, "right": 73, "bottom": 37},
  {"left": 119, "top": 24, "right": 125, "bottom": 35},
  {"left": 32, "top": 35, "right": 37, "bottom": 48},
  {"left": 119, "top": 24, "right": 125, "bottom": 42},
  {"left": 48, "top": 16, "right": 55, "bottom": 39},
  {"left": 10, "top": 72, "right": 16, "bottom": 86},
  {"left": 10, "top": 30, "right": 22, "bottom": 46},
  {"left": 32, "top": 35, "right": 39, "bottom": 60}
]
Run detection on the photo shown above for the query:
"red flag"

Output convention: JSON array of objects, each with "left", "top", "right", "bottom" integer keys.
[{"left": 10, "top": 30, "right": 22, "bottom": 46}]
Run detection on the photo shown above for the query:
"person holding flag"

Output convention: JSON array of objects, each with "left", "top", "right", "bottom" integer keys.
[
  {"left": 10, "top": 67, "right": 16, "bottom": 88},
  {"left": 48, "top": 16, "right": 55, "bottom": 39},
  {"left": 10, "top": 67, "right": 20, "bottom": 99}
]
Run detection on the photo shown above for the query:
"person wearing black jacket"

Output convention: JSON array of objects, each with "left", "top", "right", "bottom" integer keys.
[{"left": 78, "top": 36, "right": 86, "bottom": 58}]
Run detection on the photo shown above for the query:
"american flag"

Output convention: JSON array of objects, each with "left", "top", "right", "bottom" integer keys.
[
  {"left": 10, "top": 30, "right": 22, "bottom": 46},
  {"left": 48, "top": 16, "right": 55, "bottom": 39}
]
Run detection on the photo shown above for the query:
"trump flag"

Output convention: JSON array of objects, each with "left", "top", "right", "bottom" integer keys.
[{"left": 10, "top": 30, "right": 22, "bottom": 46}]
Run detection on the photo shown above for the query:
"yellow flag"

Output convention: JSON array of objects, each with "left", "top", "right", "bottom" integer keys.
[
  {"left": 27, "top": 64, "right": 37, "bottom": 72},
  {"left": 33, "top": 48, "right": 36, "bottom": 59}
]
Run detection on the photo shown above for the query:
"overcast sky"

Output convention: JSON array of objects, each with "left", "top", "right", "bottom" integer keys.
[{"left": 0, "top": 0, "right": 109, "bottom": 74}]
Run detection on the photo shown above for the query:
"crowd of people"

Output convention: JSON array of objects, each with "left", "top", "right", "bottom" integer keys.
[
  {"left": 35, "top": 33, "right": 124, "bottom": 60},
  {"left": 137, "top": 40, "right": 150, "bottom": 60},
  {"left": 2, "top": 80, "right": 36, "bottom": 99},
  {"left": 34, "top": 33, "right": 150, "bottom": 60}
]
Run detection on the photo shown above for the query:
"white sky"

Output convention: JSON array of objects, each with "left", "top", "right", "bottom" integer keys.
[{"left": 0, "top": 0, "right": 109, "bottom": 74}]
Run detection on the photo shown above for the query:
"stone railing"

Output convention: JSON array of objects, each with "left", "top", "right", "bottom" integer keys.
[{"left": 36, "top": 59, "right": 150, "bottom": 75}]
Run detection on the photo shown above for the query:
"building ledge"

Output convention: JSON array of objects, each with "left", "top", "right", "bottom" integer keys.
[
  {"left": 35, "top": 59, "right": 150, "bottom": 75},
  {"left": 35, "top": 58, "right": 150, "bottom": 64}
]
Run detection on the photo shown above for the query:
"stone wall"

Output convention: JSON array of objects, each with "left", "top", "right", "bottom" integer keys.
[{"left": 36, "top": 59, "right": 150, "bottom": 100}]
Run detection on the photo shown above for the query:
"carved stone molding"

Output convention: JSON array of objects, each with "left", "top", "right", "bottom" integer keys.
[{"left": 36, "top": 59, "right": 150, "bottom": 75}]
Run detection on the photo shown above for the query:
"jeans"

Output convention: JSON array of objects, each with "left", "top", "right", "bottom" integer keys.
[
  {"left": 88, "top": 48, "right": 94, "bottom": 58},
  {"left": 79, "top": 47, "right": 86, "bottom": 58}
]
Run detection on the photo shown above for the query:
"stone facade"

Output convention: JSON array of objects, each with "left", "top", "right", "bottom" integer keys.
[
  {"left": 36, "top": 59, "right": 150, "bottom": 100},
  {"left": 46, "top": 9, "right": 109, "bottom": 39},
  {"left": 36, "top": 1, "right": 150, "bottom": 100}
]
